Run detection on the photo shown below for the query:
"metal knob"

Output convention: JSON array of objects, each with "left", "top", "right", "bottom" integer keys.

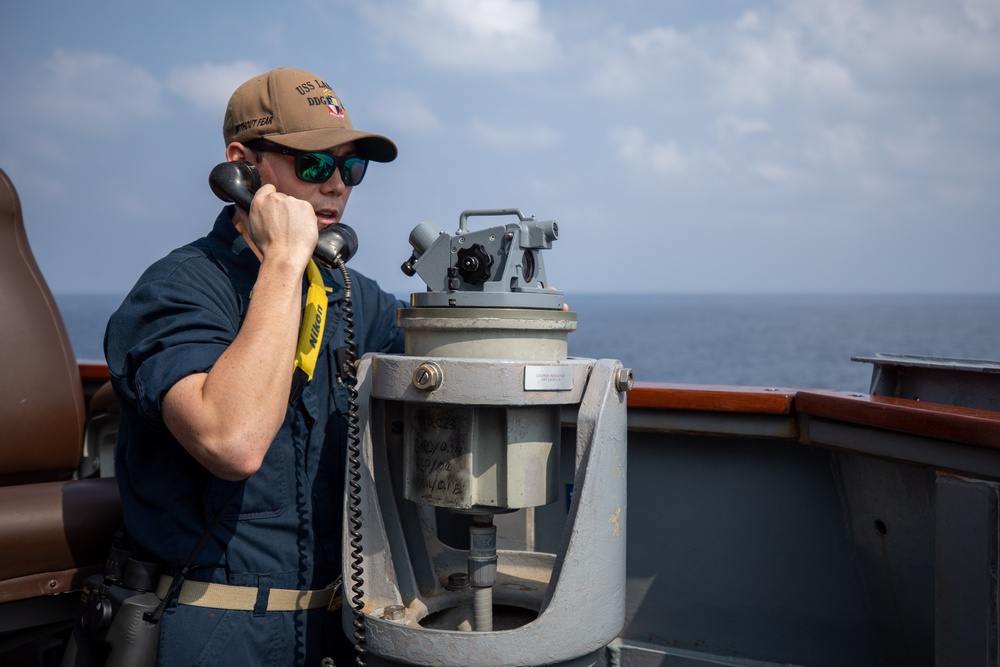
[{"left": 412, "top": 362, "right": 443, "bottom": 391}]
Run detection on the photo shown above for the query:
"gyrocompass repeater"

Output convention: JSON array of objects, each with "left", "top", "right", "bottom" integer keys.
[{"left": 344, "top": 209, "right": 631, "bottom": 667}]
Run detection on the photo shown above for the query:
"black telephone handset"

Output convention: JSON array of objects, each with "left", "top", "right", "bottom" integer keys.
[{"left": 208, "top": 160, "right": 359, "bottom": 268}]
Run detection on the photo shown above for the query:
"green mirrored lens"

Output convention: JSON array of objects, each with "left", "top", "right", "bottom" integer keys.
[{"left": 297, "top": 153, "right": 336, "bottom": 183}]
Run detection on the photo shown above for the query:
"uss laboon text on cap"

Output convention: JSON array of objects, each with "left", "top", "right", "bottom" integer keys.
[{"left": 223, "top": 67, "right": 397, "bottom": 163}]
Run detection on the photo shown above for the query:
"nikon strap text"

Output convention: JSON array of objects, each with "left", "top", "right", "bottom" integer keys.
[{"left": 289, "top": 258, "right": 330, "bottom": 404}]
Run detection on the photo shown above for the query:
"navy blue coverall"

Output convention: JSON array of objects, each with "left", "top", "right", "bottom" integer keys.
[{"left": 105, "top": 207, "right": 403, "bottom": 665}]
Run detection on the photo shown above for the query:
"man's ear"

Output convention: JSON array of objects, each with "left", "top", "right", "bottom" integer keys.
[{"left": 226, "top": 142, "right": 250, "bottom": 163}]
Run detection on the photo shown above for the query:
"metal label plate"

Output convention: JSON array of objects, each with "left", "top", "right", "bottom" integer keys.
[{"left": 524, "top": 365, "right": 574, "bottom": 391}]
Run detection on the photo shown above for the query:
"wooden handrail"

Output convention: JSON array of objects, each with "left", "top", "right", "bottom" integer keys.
[
  {"left": 628, "top": 382, "right": 796, "bottom": 415},
  {"left": 629, "top": 381, "right": 1000, "bottom": 451},
  {"left": 795, "top": 390, "right": 1000, "bottom": 450}
]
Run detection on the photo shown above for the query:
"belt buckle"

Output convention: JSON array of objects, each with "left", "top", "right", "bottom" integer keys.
[{"left": 327, "top": 577, "right": 343, "bottom": 612}]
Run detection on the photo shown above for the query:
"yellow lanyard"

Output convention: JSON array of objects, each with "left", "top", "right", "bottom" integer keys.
[{"left": 290, "top": 259, "right": 330, "bottom": 402}]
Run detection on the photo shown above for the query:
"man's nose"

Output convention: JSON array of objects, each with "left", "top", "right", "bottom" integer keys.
[{"left": 320, "top": 168, "right": 348, "bottom": 194}]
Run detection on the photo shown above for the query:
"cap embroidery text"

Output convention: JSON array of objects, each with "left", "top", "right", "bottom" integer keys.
[{"left": 233, "top": 115, "right": 274, "bottom": 135}]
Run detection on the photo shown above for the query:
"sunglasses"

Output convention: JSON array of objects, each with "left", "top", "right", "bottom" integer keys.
[{"left": 251, "top": 142, "right": 369, "bottom": 187}]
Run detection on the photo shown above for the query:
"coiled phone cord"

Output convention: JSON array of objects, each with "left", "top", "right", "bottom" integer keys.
[{"left": 336, "top": 258, "right": 367, "bottom": 666}]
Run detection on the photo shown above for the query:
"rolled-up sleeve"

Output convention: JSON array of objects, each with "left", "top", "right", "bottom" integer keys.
[{"left": 106, "top": 253, "right": 243, "bottom": 428}]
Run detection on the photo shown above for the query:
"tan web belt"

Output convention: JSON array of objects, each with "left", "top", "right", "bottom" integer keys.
[{"left": 157, "top": 576, "right": 341, "bottom": 612}]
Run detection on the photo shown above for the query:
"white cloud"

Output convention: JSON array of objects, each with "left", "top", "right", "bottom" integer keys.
[
  {"left": 778, "top": 0, "right": 1000, "bottom": 84},
  {"left": 962, "top": 0, "right": 1000, "bottom": 30},
  {"left": 611, "top": 126, "right": 688, "bottom": 178},
  {"left": 628, "top": 26, "right": 687, "bottom": 57},
  {"left": 22, "top": 51, "right": 161, "bottom": 131},
  {"left": 370, "top": 90, "right": 443, "bottom": 133},
  {"left": 800, "top": 123, "right": 867, "bottom": 167},
  {"left": 715, "top": 115, "right": 773, "bottom": 140},
  {"left": 587, "top": 0, "right": 999, "bottom": 114},
  {"left": 578, "top": 0, "right": 998, "bottom": 210},
  {"left": 469, "top": 119, "right": 560, "bottom": 149},
  {"left": 712, "top": 20, "right": 862, "bottom": 111},
  {"left": 649, "top": 141, "right": 688, "bottom": 177},
  {"left": 753, "top": 161, "right": 792, "bottom": 184},
  {"left": 165, "top": 61, "right": 264, "bottom": 114},
  {"left": 588, "top": 25, "right": 693, "bottom": 98},
  {"left": 361, "top": 0, "right": 559, "bottom": 73},
  {"left": 588, "top": 51, "right": 644, "bottom": 98}
]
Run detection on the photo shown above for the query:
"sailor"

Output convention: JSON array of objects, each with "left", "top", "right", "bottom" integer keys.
[{"left": 104, "top": 67, "right": 403, "bottom": 665}]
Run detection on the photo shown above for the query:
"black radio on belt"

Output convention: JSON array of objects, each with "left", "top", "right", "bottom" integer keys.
[{"left": 62, "top": 547, "right": 163, "bottom": 667}]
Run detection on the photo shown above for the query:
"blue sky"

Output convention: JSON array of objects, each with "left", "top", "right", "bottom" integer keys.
[{"left": 2, "top": 0, "right": 998, "bottom": 296}]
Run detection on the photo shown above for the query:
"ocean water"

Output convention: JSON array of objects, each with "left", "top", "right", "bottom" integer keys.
[
  {"left": 567, "top": 293, "right": 1000, "bottom": 392},
  {"left": 56, "top": 292, "right": 1000, "bottom": 394}
]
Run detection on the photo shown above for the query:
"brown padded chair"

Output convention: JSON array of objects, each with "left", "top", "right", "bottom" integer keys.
[{"left": 0, "top": 167, "right": 121, "bottom": 608}]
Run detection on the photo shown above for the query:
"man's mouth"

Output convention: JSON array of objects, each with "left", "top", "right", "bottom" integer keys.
[{"left": 316, "top": 208, "right": 339, "bottom": 225}]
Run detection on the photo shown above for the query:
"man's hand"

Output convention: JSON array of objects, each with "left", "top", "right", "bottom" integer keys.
[{"left": 244, "top": 184, "right": 319, "bottom": 270}]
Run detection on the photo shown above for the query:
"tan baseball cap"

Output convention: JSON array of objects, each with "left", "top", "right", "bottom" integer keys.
[{"left": 223, "top": 68, "right": 397, "bottom": 163}]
